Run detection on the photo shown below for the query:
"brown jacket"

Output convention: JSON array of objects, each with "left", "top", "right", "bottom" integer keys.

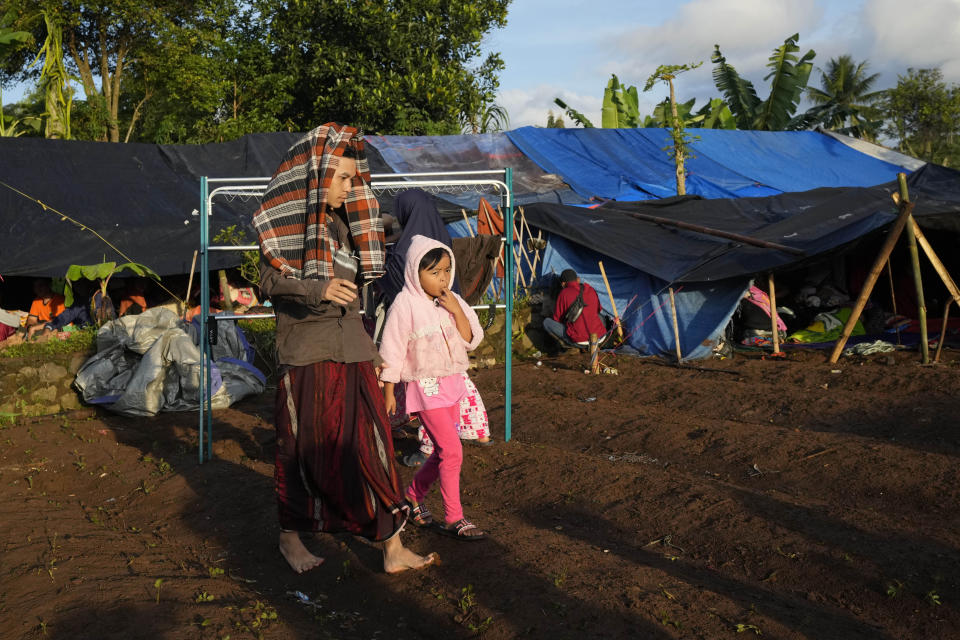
[{"left": 259, "top": 213, "right": 380, "bottom": 367}]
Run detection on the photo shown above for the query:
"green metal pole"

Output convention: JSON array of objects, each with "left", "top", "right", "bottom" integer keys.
[
  {"left": 899, "top": 173, "right": 928, "bottom": 364},
  {"left": 199, "top": 177, "right": 209, "bottom": 462},
  {"left": 504, "top": 168, "right": 513, "bottom": 442}
]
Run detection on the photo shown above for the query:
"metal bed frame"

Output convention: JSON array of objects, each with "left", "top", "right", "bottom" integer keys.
[{"left": 196, "top": 170, "right": 515, "bottom": 462}]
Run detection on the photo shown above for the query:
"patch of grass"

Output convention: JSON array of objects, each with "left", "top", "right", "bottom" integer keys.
[
  {"left": 885, "top": 579, "right": 905, "bottom": 599},
  {"left": 552, "top": 568, "right": 567, "bottom": 587},
  {"left": 0, "top": 327, "right": 97, "bottom": 359}
]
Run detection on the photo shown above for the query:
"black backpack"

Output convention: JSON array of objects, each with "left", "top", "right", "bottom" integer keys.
[{"left": 562, "top": 284, "right": 585, "bottom": 324}]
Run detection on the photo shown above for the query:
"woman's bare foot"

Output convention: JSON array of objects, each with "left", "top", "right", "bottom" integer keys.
[
  {"left": 279, "top": 531, "right": 324, "bottom": 574},
  {"left": 381, "top": 535, "right": 438, "bottom": 574}
]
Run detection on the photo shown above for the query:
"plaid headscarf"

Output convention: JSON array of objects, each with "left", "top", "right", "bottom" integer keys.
[{"left": 253, "top": 123, "right": 385, "bottom": 280}]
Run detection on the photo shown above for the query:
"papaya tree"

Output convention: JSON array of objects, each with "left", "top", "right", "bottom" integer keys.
[{"left": 644, "top": 63, "right": 702, "bottom": 195}]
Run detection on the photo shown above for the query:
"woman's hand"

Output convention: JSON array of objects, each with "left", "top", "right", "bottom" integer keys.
[{"left": 323, "top": 278, "right": 358, "bottom": 305}]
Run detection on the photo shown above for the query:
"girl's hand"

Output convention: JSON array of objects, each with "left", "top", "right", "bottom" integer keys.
[
  {"left": 435, "top": 288, "right": 461, "bottom": 315},
  {"left": 324, "top": 278, "right": 358, "bottom": 305},
  {"left": 383, "top": 390, "right": 396, "bottom": 416}
]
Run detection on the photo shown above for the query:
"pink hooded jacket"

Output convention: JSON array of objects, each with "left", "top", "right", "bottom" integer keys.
[{"left": 378, "top": 235, "right": 483, "bottom": 384}]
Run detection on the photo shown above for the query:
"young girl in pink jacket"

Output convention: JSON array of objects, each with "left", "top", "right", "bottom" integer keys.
[{"left": 379, "top": 235, "right": 487, "bottom": 540}]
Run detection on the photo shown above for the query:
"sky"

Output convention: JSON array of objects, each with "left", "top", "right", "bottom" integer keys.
[{"left": 488, "top": 0, "right": 960, "bottom": 128}]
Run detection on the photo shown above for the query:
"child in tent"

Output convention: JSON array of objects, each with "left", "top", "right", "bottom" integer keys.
[{"left": 379, "top": 235, "right": 487, "bottom": 540}]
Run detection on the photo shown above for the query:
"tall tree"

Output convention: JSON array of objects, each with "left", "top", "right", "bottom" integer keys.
[
  {"left": 1, "top": 1, "right": 233, "bottom": 142},
  {"left": 261, "top": 0, "right": 510, "bottom": 135},
  {"left": 883, "top": 68, "right": 960, "bottom": 166},
  {"left": 711, "top": 33, "right": 816, "bottom": 131},
  {"left": 807, "top": 55, "right": 884, "bottom": 140}
]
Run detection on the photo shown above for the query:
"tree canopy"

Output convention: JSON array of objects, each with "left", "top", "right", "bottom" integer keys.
[
  {"left": 883, "top": 68, "right": 960, "bottom": 167},
  {"left": 0, "top": 0, "right": 511, "bottom": 142}
]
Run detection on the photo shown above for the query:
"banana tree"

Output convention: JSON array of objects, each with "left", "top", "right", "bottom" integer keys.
[
  {"left": 64, "top": 261, "right": 160, "bottom": 325},
  {"left": 601, "top": 74, "right": 639, "bottom": 128},
  {"left": 711, "top": 33, "right": 816, "bottom": 131}
]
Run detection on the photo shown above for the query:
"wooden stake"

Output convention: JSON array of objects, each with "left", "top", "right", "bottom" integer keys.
[
  {"left": 768, "top": 273, "right": 781, "bottom": 354},
  {"left": 460, "top": 209, "right": 475, "bottom": 237},
  {"left": 668, "top": 287, "right": 682, "bottom": 363},
  {"left": 184, "top": 250, "right": 198, "bottom": 319},
  {"left": 828, "top": 177, "right": 914, "bottom": 363},
  {"left": 598, "top": 261, "right": 624, "bottom": 342},
  {"left": 935, "top": 300, "right": 952, "bottom": 364},
  {"left": 588, "top": 333, "right": 599, "bottom": 374}
]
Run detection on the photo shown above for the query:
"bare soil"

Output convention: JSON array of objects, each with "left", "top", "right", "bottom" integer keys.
[{"left": 2, "top": 347, "right": 959, "bottom": 639}]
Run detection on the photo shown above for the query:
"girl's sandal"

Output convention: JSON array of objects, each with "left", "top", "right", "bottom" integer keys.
[
  {"left": 437, "top": 518, "right": 486, "bottom": 541},
  {"left": 407, "top": 500, "right": 433, "bottom": 527}
]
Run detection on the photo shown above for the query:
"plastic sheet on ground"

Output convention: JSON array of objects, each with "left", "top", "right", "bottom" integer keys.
[{"left": 74, "top": 308, "right": 265, "bottom": 416}]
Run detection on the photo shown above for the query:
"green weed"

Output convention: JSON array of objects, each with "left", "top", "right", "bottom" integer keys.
[
  {"left": 196, "top": 590, "right": 216, "bottom": 603},
  {"left": 885, "top": 579, "right": 905, "bottom": 599},
  {"left": 208, "top": 566, "right": 225, "bottom": 578},
  {"left": 926, "top": 590, "right": 942, "bottom": 606},
  {"left": 153, "top": 578, "right": 164, "bottom": 603},
  {"left": 735, "top": 623, "right": 762, "bottom": 634},
  {"left": 552, "top": 568, "right": 567, "bottom": 587}
]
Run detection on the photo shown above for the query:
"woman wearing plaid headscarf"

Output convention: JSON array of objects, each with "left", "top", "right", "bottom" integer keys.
[{"left": 255, "top": 123, "right": 437, "bottom": 574}]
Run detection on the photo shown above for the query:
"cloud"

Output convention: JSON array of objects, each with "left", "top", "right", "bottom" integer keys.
[
  {"left": 498, "top": 85, "right": 603, "bottom": 128},
  {"left": 863, "top": 0, "right": 960, "bottom": 82},
  {"left": 611, "top": 0, "right": 823, "bottom": 80}
]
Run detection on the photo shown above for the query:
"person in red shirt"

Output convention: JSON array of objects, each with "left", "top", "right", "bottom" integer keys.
[{"left": 544, "top": 268, "right": 607, "bottom": 347}]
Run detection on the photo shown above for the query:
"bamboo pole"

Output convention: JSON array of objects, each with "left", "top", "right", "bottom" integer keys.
[
  {"left": 627, "top": 211, "right": 805, "bottom": 255},
  {"left": 668, "top": 287, "right": 682, "bottom": 362},
  {"left": 184, "top": 250, "right": 198, "bottom": 319},
  {"left": 828, "top": 184, "right": 915, "bottom": 363},
  {"left": 511, "top": 220, "right": 527, "bottom": 289},
  {"left": 886, "top": 258, "right": 901, "bottom": 345},
  {"left": 768, "top": 273, "right": 781, "bottom": 354},
  {"left": 598, "top": 261, "right": 624, "bottom": 342},
  {"left": 460, "top": 209, "right": 475, "bottom": 237},
  {"left": 901, "top": 178, "right": 929, "bottom": 364}
]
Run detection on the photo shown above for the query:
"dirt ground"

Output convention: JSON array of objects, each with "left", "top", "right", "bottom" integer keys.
[{"left": 2, "top": 345, "right": 960, "bottom": 640}]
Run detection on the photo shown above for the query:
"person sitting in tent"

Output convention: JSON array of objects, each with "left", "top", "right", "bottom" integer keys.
[
  {"left": 25, "top": 278, "right": 65, "bottom": 329},
  {"left": 119, "top": 278, "right": 149, "bottom": 316},
  {"left": 543, "top": 268, "right": 607, "bottom": 348},
  {"left": 27, "top": 281, "right": 115, "bottom": 340}
]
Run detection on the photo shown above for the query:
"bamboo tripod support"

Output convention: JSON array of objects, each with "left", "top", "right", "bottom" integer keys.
[{"left": 828, "top": 176, "right": 915, "bottom": 363}]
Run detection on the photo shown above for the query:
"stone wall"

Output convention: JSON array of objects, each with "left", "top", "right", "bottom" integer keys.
[{"left": 0, "top": 352, "right": 88, "bottom": 417}]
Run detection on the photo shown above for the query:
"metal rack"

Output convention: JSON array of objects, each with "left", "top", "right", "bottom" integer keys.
[{"left": 197, "top": 170, "right": 515, "bottom": 462}]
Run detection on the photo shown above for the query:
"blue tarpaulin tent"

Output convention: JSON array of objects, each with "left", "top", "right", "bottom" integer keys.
[{"left": 505, "top": 127, "right": 914, "bottom": 201}]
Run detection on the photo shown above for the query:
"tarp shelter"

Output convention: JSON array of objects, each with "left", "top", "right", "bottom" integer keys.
[
  {"left": 519, "top": 165, "right": 960, "bottom": 360},
  {"left": 0, "top": 131, "right": 581, "bottom": 277},
  {"left": 506, "top": 127, "right": 916, "bottom": 201}
]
